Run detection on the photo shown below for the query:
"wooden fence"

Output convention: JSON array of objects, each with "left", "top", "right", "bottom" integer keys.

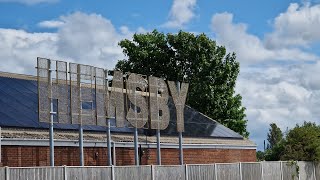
[{"left": 0, "top": 161, "right": 319, "bottom": 180}]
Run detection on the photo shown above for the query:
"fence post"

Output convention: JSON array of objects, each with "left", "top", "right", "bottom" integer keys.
[
  {"left": 298, "top": 161, "right": 300, "bottom": 180},
  {"left": 63, "top": 165, "right": 67, "bottom": 180},
  {"left": 280, "top": 161, "right": 283, "bottom": 180},
  {"left": 111, "top": 165, "right": 115, "bottom": 180},
  {"left": 151, "top": 165, "right": 154, "bottom": 180},
  {"left": 313, "top": 162, "right": 317, "bottom": 180},
  {"left": 185, "top": 164, "right": 188, "bottom": 180},
  {"left": 239, "top": 162, "right": 242, "bottom": 180},
  {"left": 261, "top": 161, "right": 264, "bottom": 180},
  {"left": 5, "top": 166, "right": 9, "bottom": 180},
  {"left": 214, "top": 163, "right": 218, "bottom": 180}
]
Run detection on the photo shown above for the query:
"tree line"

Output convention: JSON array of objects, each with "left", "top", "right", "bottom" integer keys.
[{"left": 257, "top": 122, "right": 320, "bottom": 161}]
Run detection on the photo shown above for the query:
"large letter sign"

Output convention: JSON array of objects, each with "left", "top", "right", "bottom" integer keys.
[
  {"left": 107, "top": 71, "right": 125, "bottom": 127},
  {"left": 37, "top": 58, "right": 189, "bottom": 132},
  {"left": 126, "top": 73, "right": 149, "bottom": 128},
  {"left": 149, "top": 76, "right": 170, "bottom": 130}
]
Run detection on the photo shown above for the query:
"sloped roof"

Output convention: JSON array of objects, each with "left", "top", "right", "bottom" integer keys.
[
  {"left": 0, "top": 72, "right": 243, "bottom": 139},
  {"left": 0, "top": 128, "right": 256, "bottom": 148}
]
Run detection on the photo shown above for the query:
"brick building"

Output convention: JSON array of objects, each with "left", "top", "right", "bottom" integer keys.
[{"left": 0, "top": 72, "right": 256, "bottom": 167}]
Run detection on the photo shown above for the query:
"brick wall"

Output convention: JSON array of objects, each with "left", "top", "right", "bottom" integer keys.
[
  {"left": 138, "top": 148, "right": 256, "bottom": 165},
  {"left": 1, "top": 146, "right": 256, "bottom": 167}
]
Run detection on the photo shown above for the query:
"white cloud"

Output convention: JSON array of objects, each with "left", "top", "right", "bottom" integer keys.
[
  {"left": 56, "top": 12, "right": 126, "bottom": 67},
  {"left": 265, "top": 3, "right": 320, "bottom": 49},
  {"left": 0, "top": 0, "right": 58, "bottom": 5},
  {"left": 38, "top": 20, "right": 64, "bottom": 28},
  {"left": 0, "top": 12, "right": 140, "bottom": 75},
  {"left": 0, "top": 28, "right": 58, "bottom": 74},
  {"left": 210, "top": 3, "right": 320, "bottom": 150},
  {"left": 211, "top": 12, "right": 318, "bottom": 65},
  {"left": 237, "top": 63, "right": 320, "bottom": 150},
  {"left": 162, "top": 0, "right": 197, "bottom": 28}
]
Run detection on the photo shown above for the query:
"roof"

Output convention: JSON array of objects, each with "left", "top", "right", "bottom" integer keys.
[
  {"left": 0, "top": 128, "right": 256, "bottom": 148},
  {"left": 0, "top": 72, "right": 244, "bottom": 140}
]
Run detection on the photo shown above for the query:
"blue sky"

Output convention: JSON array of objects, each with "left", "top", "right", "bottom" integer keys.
[
  {"left": 0, "top": 0, "right": 300, "bottom": 34},
  {"left": 1, "top": 0, "right": 320, "bottom": 151}
]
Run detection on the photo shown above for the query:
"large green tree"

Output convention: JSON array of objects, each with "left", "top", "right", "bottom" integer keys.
[
  {"left": 116, "top": 30, "right": 249, "bottom": 137},
  {"left": 267, "top": 123, "right": 283, "bottom": 149},
  {"left": 281, "top": 122, "right": 320, "bottom": 161},
  {"left": 264, "top": 123, "right": 285, "bottom": 161}
]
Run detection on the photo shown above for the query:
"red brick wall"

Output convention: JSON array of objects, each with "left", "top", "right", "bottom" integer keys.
[
  {"left": 137, "top": 148, "right": 256, "bottom": 165},
  {"left": 1, "top": 146, "right": 256, "bottom": 167}
]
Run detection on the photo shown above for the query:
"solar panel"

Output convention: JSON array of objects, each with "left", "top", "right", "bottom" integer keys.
[{"left": 0, "top": 74, "right": 243, "bottom": 139}]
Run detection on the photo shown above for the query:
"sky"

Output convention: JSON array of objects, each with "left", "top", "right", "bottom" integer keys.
[{"left": 1, "top": 0, "right": 320, "bottom": 151}]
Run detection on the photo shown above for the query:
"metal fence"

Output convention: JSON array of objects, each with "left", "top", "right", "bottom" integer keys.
[{"left": 0, "top": 161, "right": 319, "bottom": 180}]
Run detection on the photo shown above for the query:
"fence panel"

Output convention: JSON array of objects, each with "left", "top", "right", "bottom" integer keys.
[
  {"left": 262, "top": 161, "right": 281, "bottom": 180},
  {"left": 241, "top": 163, "right": 261, "bottom": 180},
  {"left": 2, "top": 161, "right": 320, "bottom": 180},
  {"left": 298, "top": 161, "right": 315, "bottom": 180},
  {"left": 315, "top": 162, "right": 320, "bottom": 180},
  {"left": 66, "top": 167, "right": 112, "bottom": 180},
  {"left": 282, "top": 162, "right": 299, "bottom": 180},
  {"left": 154, "top": 165, "right": 185, "bottom": 180},
  {"left": 0, "top": 167, "right": 5, "bottom": 180},
  {"left": 187, "top": 164, "right": 215, "bottom": 180},
  {"left": 114, "top": 166, "right": 151, "bottom": 180},
  {"left": 215, "top": 163, "right": 240, "bottom": 180},
  {"left": 9, "top": 167, "right": 64, "bottom": 180}
]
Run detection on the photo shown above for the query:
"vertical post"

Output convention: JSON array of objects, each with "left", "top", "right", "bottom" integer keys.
[
  {"left": 239, "top": 162, "right": 242, "bottom": 180},
  {"left": 185, "top": 164, "right": 188, "bottom": 180},
  {"left": 261, "top": 162, "right": 264, "bottom": 180},
  {"left": 63, "top": 165, "right": 67, "bottom": 180},
  {"left": 79, "top": 125, "right": 84, "bottom": 166},
  {"left": 49, "top": 61, "right": 55, "bottom": 167},
  {"left": 151, "top": 165, "right": 155, "bottom": 180},
  {"left": 77, "top": 64, "right": 84, "bottom": 166},
  {"left": 134, "top": 127, "right": 139, "bottom": 165},
  {"left": 111, "top": 165, "right": 115, "bottom": 180},
  {"left": 0, "top": 127, "right": 2, "bottom": 165},
  {"left": 112, "top": 142, "right": 116, "bottom": 166},
  {"left": 107, "top": 119, "right": 112, "bottom": 166},
  {"left": 179, "top": 132, "right": 183, "bottom": 165},
  {"left": 280, "top": 161, "right": 283, "bottom": 180},
  {"left": 214, "top": 163, "right": 218, "bottom": 180},
  {"left": 156, "top": 129, "right": 161, "bottom": 165},
  {"left": 177, "top": 81, "right": 183, "bottom": 165},
  {"left": 5, "top": 166, "right": 9, "bottom": 180},
  {"left": 313, "top": 162, "right": 317, "bottom": 180}
]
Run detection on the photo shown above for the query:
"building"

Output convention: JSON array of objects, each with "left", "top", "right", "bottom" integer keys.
[{"left": 0, "top": 71, "right": 256, "bottom": 167}]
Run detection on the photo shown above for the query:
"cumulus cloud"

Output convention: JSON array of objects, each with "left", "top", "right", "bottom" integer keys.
[
  {"left": 0, "top": 28, "right": 58, "bottom": 74},
  {"left": 211, "top": 12, "right": 318, "bottom": 64},
  {"left": 265, "top": 3, "right": 320, "bottom": 49},
  {"left": 237, "top": 63, "right": 320, "bottom": 149},
  {"left": 0, "top": 12, "right": 140, "bottom": 75},
  {"left": 162, "top": 0, "right": 197, "bottom": 28},
  {"left": 0, "top": 0, "right": 58, "bottom": 5},
  {"left": 211, "top": 3, "right": 320, "bottom": 150},
  {"left": 38, "top": 20, "right": 64, "bottom": 28},
  {"left": 56, "top": 12, "right": 126, "bottom": 67}
]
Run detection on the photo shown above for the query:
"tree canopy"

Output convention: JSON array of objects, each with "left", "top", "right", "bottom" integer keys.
[
  {"left": 281, "top": 122, "right": 320, "bottom": 161},
  {"left": 116, "top": 30, "right": 249, "bottom": 137},
  {"left": 264, "top": 123, "right": 285, "bottom": 161},
  {"left": 267, "top": 123, "right": 283, "bottom": 149},
  {"left": 262, "top": 121, "right": 320, "bottom": 161}
]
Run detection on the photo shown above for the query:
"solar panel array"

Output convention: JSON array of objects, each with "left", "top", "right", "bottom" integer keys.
[{"left": 0, "top": 74, "right": 243, "bottom": 139}]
